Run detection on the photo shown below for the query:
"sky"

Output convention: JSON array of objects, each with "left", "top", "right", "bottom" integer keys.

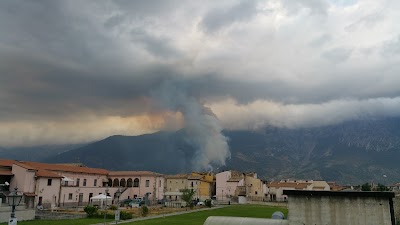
[{"left": 1, "top": 0, "right": 400, "bottom": 147}]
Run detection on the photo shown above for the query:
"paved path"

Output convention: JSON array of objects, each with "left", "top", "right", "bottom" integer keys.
[{"left": 91, "top": 206, "right": 227, "bottom": 225}]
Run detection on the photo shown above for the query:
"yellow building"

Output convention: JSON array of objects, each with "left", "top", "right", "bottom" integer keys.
[{"left": 189, "top": 172, "right": 215, "bottom": 200}]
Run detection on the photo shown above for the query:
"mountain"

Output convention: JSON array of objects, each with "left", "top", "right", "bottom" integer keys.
[
  {"left": 42, "top": 117, "right": 400, "bottom": 184},
  {"left": 0, "top": 143, "right": 86, "bottom": 162}
]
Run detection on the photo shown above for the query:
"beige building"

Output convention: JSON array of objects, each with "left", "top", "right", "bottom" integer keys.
[
  {"left": 164, "top": 174, "right": 189, "bottom": 201},
  {"left": 266, "top": 179, "right": 330, "bottom": 202}
]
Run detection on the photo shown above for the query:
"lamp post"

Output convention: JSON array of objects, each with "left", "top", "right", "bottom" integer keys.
[
  {"left": 7, "top": 187, "right": 23, "bottom": 225},
  {"left": 104, "top": 186, "right": 109, "bottom": 225}
]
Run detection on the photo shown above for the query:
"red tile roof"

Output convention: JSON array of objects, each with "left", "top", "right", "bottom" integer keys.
[
  {"left": 0, "top": 159, "right": 17, "bottom": 167},
  {"left": 0, "top": 170, "right": 13, "bottom": 176},
  {"left": 268, "top": 182, "right": 310, "bottom": 189},
  {"left": 165, "top": 174, "right": 189, "bottom": 179},
  {"left": 23, "top": 161, "right": 108, "bottom": 175},
  {"left": 108, "top": 171, "right": 163, "bottom": 176},
  {"left": 36, "top": 169, "right": 63, "bottom": 178}
]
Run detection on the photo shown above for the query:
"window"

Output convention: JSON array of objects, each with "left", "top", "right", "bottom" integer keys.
[
  {"left": 133, "top": 178, "right": 139, "bottom": 187},
  {"left": 145, "top": 180, "right": 149, "bottom": 187},
  {"left": 76, "top": 178, "right": 80, "bottom": 187},
  {"left": 255, "top": 191, "right": 258, "bottom": 195},
  {"left": 159, "top": 180, "right": 161, "bottom": 187},
  {"left": 68, "top": 193, "right": 73, "bottom": 200},
  {"left": 191, "top": 182, "right": 193, "bottom": 187},
  {"left": 47, "top": 179, "right": 52, "bottom": 186},
  {"left": 94, "top": 179, "right": 97, "bottom": 187},
  {"left": 64, "top": 181, "right": 68, "bottom": 186},
  {"left": 127, "top": 178, "right": 133, "bottom": 187},
  {"left": 83, "top": 179, "right": 87, "bottom": 187}
]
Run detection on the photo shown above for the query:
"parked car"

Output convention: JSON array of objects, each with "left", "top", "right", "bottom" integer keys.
[
  {"left": 196, "top": 201, "right": 205, "bottom": 206},
  {"left": 129, "top": 199, "right": 145, "bottom": 208},
  {"left": 119, "top": 198, "right": 133, "bottom": 207}
]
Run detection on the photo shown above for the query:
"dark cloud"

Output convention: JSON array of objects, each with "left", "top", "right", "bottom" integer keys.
[
  {"left": 200, "top": 0, "right": 259, "bottom": 33},
  {"left": 0, "top": 0, "right": 400, "bottom": 146}
]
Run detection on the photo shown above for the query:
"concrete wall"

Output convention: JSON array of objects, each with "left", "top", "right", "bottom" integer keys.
[
  {"left": 0, "top": 206, "right": 35, "bottom": 223},
  {"left": 288, "top": 195, "right": 393, "bottom": 225},
  {"left": 395, "top": 194, "right": 400, "bottom": 224}
]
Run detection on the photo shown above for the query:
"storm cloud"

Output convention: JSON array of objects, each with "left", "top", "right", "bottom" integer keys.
[{"left": 1, "top": 0, "right": 400, "bottom": 149}]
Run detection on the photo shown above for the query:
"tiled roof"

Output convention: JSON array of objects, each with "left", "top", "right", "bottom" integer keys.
[
  {"left": 36, "top": 169, "right": 63, "bottom": 178},
  {"left": 0, "top": 159, "right": 17, "bottom": 167},
  {"left": 23, "top": 161, "right": 108, "bottom": 175},
  {"left": 227, "top": 177, "right": 242, "bottom": 182},
  {"left": 165, "top": 174, "right": 189, "bottom": 179},
  {"left": 108, "top": 171, "right": 163, "bottom": 176},
  {"left": 0, "top": 170, "right": 13, "bottom": 176},
  {"left": 188, "top": 174, "right": 202, "bottom": 180},
  {"left": 268, "top": 182, "right": 310, "bottom": 189},
  {"left": 24, "top": 192, "right": 36, "bottom": 197}
]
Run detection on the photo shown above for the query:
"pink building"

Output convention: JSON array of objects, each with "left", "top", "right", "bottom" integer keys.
[{"left": 0, "top": 159, "right": 165, "bottom": 209}]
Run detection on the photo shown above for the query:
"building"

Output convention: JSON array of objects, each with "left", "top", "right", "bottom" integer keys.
[
  {"left": 0, "top": 159, "right": 165, "bottom": 209},
  {"left": 164, "top": 174, "right": 189, "bottom": 201},
  {"left": 266, "top": 179, "right": 330, "bottom": 202},
  {"left": 216, "top": 170, "right": 262, "bottom": 202}
]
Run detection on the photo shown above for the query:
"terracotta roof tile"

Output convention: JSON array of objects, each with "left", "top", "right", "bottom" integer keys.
[
  {"left": 165, "top": 174, "right": 189, "bottom": 179},
  {"left": 36, "top": 169, "right": 63, "bottom": 178},
  {"left": 0, "top": 159, "right": 17, "bottom": 167},
  {"left": 108, "top": 171, "right": 163, "bottom": 176},
  {"left": 23, "top": 161, "right": 108, "bottom": 175},
  {"left": 268, "top": 182, "right": 310, "bottom": 189},
  {"left": 0, "top": 170, "right": 13, "bottom": 176}
]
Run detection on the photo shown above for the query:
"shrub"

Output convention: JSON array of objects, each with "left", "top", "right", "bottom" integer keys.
[
  {"left": 109, "top": 205, "right": 118, "bottom": 210},
  {"left": 120, "top": 211, "right": 133, "bottom": 220},
  {"left": 204, "top": 199, "right": 212, "bottom": 208},
  {"left": 140, "top": 205, "right": 149, "bottom": 217},
  {"left": 84, "top": 205, "right": 98, "bottom": 217}
]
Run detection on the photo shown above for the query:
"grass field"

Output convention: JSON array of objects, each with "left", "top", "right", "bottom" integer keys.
[
  {"left": 124, "top": 205, "right": 288, "bottom": 225},
  {"left": 0, "top": 205, "right": 287, "bottom": 225}
]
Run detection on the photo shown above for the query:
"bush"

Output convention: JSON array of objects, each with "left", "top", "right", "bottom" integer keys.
[
  {"left": 84, "top": 205, "right": 98, "bottom": 217},
  {"left": 109, "top": 205, "right": 118, "bottom": 210},
  {"left": 204, "top": 199, "right": 212, "bottom": 208},
  {"left": 140, "top": 205, "right": 149, "bottom": 217},
  {"left": 120, "top": 211, "right": 133, "bottom": 220}
]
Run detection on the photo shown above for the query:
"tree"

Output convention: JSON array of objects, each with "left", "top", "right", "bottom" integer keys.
[
  {"left": 181, "top": 189, "right": 195, "bottom": 209},
  {"left": 376, "top": 183, "right": 389, "bottom": 191},
  {"left": 361, "top": 182, "right": 371, "bottom": 191}
]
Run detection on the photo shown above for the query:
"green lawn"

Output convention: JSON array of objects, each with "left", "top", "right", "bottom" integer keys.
[
  {"left": 0, "top": 205, "right": 287, "bottom": 225},
  {"left": 0, "top": 218, "right": 113, "bottom": 225},
  {"left": 126, "top": 205, "right": 288, "bottom": 225}
]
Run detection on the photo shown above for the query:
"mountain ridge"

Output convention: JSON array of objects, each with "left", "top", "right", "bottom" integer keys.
[{"left": 7, "top": 118, "right": 400, "bottom": 184}]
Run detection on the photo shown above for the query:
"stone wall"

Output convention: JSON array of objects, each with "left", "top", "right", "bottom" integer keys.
[
  {"left": 0, "top": 206, "right": 35, "bottom": 223},
  {"left": 395, "top": 194, "right": 400, "bottom": 225},
  {"left": 284, "top": 190, "right": 395, "bottom": 225},
  {"left": 35, "top": 210, "right": 86, "bottom": 220}
]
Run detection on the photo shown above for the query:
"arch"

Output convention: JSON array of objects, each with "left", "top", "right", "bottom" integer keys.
[
  {"left": 120, "top": 178, "right": 126, "bottom": 187},
  {"left": 113, "top": 178, "right": 119, "bottom": 187},
  {"left": 133, "top": 178, "right": 139, "bottom": 187},
  {"left": 107, "top": 179, "right": 112, "bottom": 187},
  {"left": 127, "top": 178, "right": 133, "bottom": 187}
]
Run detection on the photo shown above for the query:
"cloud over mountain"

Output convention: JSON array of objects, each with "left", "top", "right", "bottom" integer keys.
[{"left": 1, "top": 0, "right": 400, "bottom": 147}]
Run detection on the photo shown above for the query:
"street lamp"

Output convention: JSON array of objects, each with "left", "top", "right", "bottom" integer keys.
[
  {"left": 115, "top": 188, "right": 122, "bottom": 207},
  {"left": 7, "top": 187, "right": 23, "bottom": 225},
  {"left": 104, "top": 186, "right": 109, "bottom": 225}
]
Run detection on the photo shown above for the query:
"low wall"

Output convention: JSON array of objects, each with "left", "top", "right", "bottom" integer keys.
[
  {"left": 0, "top": 206, "right": 35, "bottom": 223},
  {"left": 284, "top": 190, "right": 395, "bottom": 225},
  {"left": 35, "top": 210, "right": 86, "bottom": 220},
  {"left": 395, "top": 194, "right": 400, "bottom": 224}
]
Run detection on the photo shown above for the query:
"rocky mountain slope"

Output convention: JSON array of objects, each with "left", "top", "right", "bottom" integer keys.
[{"left": 9, "top": 118, "right": 400, "bottom": 184}]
